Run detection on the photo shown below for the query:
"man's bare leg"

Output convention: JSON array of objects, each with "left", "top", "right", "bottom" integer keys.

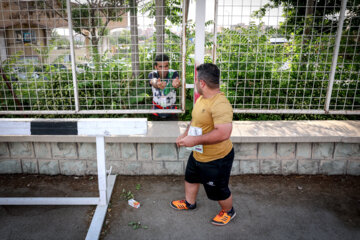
[
  {"left": 218, "top": 194, "right": 233, "bottom": 212},
  {"left": 185, "top": 181, "right": 200, "bottom": 205}
]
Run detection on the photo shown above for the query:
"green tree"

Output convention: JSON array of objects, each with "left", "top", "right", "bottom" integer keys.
[{"left": 140, "top": 0, "right": 183, "bottom": 55}]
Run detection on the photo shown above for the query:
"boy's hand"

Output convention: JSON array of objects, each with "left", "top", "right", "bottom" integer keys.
[
  {"left": 156, "top": 79, "right": 167, "bottom": 89},
  {"left": 172, "top": 77, "right": 181, "bottom": 88}
]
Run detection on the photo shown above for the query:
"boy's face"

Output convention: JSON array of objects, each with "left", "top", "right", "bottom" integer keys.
[{"left": 155, "top": 61, "right": 169, "bottom": 79}]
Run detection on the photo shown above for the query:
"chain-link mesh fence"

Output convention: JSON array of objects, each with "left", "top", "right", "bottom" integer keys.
[
  {"left": 0, "top": 0, "right": 359, "bottom": 115},
  {"left": 0, "top": 0, "right": 185, "bottom": 114},
  {"left": 215, "top": 0, "right": 359, "bottom": 114}
]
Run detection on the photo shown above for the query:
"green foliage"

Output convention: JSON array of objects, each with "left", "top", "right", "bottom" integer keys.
[
  {"left": 140, "top": 0, "right": 182, "bottom": 25},
  {"left": 128, "top": 221, "right": 148, "bottom": 230},
  {"left": 215, "top": 13, "right": 359, "bottom": 114},
  {"left": 121, "top": 188, "right": 134, "bottom": 201},
  {"left": 252, "top": 0, "right": 360, "bottom": 35},
  {"left": 217, "top": 22, "right": 286, "bottom": 110}
]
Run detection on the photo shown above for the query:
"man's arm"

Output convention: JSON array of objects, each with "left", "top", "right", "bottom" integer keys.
[{"left": 177, "top": 123, "right": 232, "bottom": 147}]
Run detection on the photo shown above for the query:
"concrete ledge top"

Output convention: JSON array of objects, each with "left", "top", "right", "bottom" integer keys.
[{"left": 0, "top": 120, "right": 359, "bottom": 143}]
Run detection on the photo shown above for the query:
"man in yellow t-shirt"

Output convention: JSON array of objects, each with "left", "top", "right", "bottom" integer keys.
[{"left": 171, "top": 63, "right": 235, "bottom": 226}]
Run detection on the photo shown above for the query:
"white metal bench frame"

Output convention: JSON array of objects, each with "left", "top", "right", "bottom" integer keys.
[{"left": 0, "top": 118, "right": 148, "bottom": 240}]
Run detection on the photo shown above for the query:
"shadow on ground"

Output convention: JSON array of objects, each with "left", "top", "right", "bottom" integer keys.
[{"left": 0, "top": 174, "right": 359, "bottom": 240}]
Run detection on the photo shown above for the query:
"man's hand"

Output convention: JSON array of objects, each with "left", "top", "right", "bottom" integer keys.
[
  {"left": 176, "top": 133, "right": 186, "bottom": 147},
  {"left": 156, "top": 78, "right": 167, "bottom": 89},
  {"left": 177, "top": 135, "right": 198, "bottom": 147},
  {"left": 176, "top": 123, "right": 191, "bottom": 147},
  {"left": 172, "top": 77, "right": 181, "bottom": 88}
]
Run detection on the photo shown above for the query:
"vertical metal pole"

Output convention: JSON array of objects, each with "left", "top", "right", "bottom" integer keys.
[
  {"left": 325, "top": 0, "right": 347, "bottom": 113},
  {"left": 181, "top": 0, "right": 187, "bottom": 112},
  {"left": 194, "top": 0, "right": 206, "bottom": 103},
  {"left": 66, "top": 0, "right": 80, "bottom": 112},
  {"left": 96, "top": 136, "right": 107, "bottom": 206},
  {"left": 212, "top": 0, "right": 218, "bottom": 64}
]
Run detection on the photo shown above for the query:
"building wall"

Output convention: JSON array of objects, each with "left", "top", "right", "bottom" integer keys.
[
  {"left": 1, "top": 1, "right": 127, "bottom": 62},
  {"left": 5, "top": 25, "right": 46, "bottom": 60},
  {"left": 0, "top": 30, "right": 6, "bottom": 62}
]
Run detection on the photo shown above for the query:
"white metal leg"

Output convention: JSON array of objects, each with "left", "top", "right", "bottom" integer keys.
[
  {"left": 96, "top": 136, "right": 107, "bottom": 206},
  {"left": 85, "top": 175, "right": 116, "bottom": 240}
]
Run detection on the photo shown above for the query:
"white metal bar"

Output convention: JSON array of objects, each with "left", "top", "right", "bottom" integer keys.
[
  {"left": 212, "top": 0, "right": 218, "bottom": 64},
  {"left": 0, "top": 197, "right": 99, "bottom": 205},
  {"left": 181, "top": 0, "right": 187, "bottom": 112},
  {"left": 66, "top": 0, "right": 80, "bottom": 112},
  {"left": 78, "top": 110, "right": 183, "bottom": 114},
  {"left": 234, "top": 109, "right": 360, "bottom": 115},
  {"left": 325, "top": 0, "right": 348, "bottom": 113},
  {"left": 194, "top": 0, "right": 206, "bottom": 103},
  {"left": 78, "top": 118, "right": 147, "bottom": 136},
  {"left": 0, "top": 111, "right": 78, "bottom": 115},
  {"left": 96, "top": 136, "right": 107, "bottom": 206},
  {"left": 0, "top": 109, "right": 183, "bottom": 115},
  {"left": 0, "top": 121, "right": 30, "bottom": 135},
  {"left": 106, "top": 175, "right": 116, "bottom": 201}
]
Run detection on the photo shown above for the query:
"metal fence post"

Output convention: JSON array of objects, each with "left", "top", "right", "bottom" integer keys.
[
  {"left": 181, "top": 0, "right": 187, "bottom": 112},
  {"left": 212, "top": 0, "right": 218, "bottom": 64},
  {"left": 325, "top": 0, "right": 348, "bottom": 113},
  {"left": 194, "top": 0, "right": 206, "bottom": 103},
  {"left": 66, "top": 0, "right": 80, "bottom": 113}
]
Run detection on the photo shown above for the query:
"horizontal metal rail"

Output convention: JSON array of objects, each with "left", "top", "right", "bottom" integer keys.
[{"left": 0, "top": 197, "right": 100, "bottom": 205}]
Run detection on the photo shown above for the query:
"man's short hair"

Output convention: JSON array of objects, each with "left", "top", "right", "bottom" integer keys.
[
  {"left": 196, "top": 63, "right": 220, "bottom": 89},
  {"left": 154, "top": 54, "right": 169, "bottom": 66}
]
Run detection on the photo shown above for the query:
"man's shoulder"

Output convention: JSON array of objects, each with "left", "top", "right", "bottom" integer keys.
[
  {"left": 215, "top": 93, "right": 230, "bottom": 103},
  {"left": 211, "top": 93, "right": 232, "bottom": 110}
]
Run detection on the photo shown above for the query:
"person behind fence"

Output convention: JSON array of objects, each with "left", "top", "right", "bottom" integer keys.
[
  {"left": 171, "top": 63, "right": 235, "bottom": 226},
  {"left": 148, "top": 54, "right": 181, "bottom": 119}
]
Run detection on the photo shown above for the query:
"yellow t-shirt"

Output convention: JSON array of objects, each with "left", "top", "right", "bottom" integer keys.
[{"left": 191, "top": 92, "right": 233, "bottom": 162}]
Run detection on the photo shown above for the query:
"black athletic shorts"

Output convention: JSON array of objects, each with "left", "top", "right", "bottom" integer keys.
[{"left": 185, "top": 148, "right": 234, "bottom": 201}]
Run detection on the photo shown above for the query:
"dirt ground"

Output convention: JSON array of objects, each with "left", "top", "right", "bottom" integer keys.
[{"left": 0, "top": 174, "right": 360, "bottom": 240}]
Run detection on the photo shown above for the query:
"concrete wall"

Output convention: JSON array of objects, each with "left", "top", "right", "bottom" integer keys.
[
  {"left": 0, "top": 121, "right": 359, "bottom": 176},
  {"left": 0, "top": 142, "right": 359, "bottom": 176}
]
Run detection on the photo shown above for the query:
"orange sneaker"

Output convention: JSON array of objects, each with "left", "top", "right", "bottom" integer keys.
[
  {"left": 170, "top": 199, "right": 196, "bottom": 210},
  {"left": 211, "top": 208, "right": 236, "bottom": 226}
]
